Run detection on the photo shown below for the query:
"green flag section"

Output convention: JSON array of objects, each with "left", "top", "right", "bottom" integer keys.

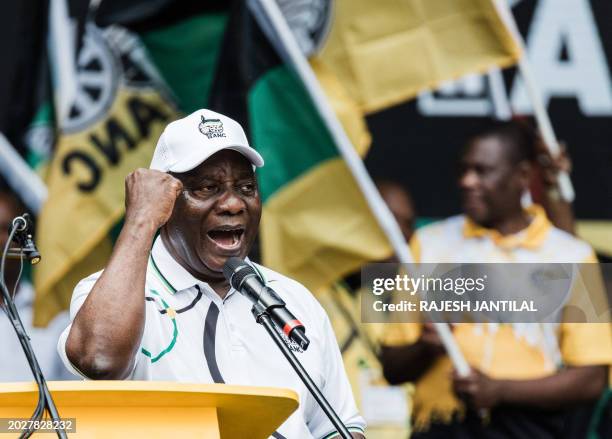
[
  {"left": 311, "top": 0, "right": 522, "bottom": 113},
  {"left": 138, "top": 13, "right": 228, "bottom": 114},
  {"left": 210, "top": 3, "right": 391, "bottom": 293}
]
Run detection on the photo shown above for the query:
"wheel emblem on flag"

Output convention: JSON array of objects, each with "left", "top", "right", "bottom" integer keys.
[
  {"left": 277, "top": 0, "right": 333, "bottom": 56},
  {"left": 63, "top": 23, "right": 119, "bottom": 133},
  {"left": 63, "top": 24, "right": 170, "bottom": 134},
  {"left": 198, "top": 115, "right": 226, "bottom": 139}
]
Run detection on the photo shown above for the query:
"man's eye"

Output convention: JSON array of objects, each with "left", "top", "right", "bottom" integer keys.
[
  {"left": 240, "top": 183, "right": 255, "bottom": 193},
  {"left": 193, "top": 185, "right": 218, "bottom": 195}
]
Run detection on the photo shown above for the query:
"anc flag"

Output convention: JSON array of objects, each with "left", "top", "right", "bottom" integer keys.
[
  {"left": 33, "top": 22, "right": 180, "bottom": 326},
  {"left": 31, "top": 5, "right": 239, "bottom": 325},
  {"left": 310, "top": 0, "right": 522, "bottom": 113},
  {"left": 208, "top": 2, "right": 391, "bottom": 293}
]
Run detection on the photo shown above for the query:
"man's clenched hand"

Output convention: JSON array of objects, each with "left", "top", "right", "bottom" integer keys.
[{"left": 124, "top": 168, "right": 183, "bottom": 231}]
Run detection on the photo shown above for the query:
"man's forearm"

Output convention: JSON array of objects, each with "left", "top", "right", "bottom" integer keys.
[
  {"left": 496, "top": 365, "right": 607, "bottom": 410},
  {"left": 66, "top": 218, "right": 156, "bottom": 379}
]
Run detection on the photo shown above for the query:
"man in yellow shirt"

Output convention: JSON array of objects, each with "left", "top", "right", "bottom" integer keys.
[{"left": 380, "top": 121, "right": 612, "bottom": 438}]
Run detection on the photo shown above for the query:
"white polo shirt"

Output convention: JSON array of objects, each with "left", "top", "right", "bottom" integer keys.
[{"left": 58, "top": 236, "right": 365, "bottom": 438}]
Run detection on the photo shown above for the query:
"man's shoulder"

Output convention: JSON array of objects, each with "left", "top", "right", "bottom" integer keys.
[
  {"left": 415, "top": 215, "right": 465, "bottom": 243},
  {"left": 544, "top": 226, "right": 595, "bottom": 261},
  {"left": 253, "top": 263, "right": 310, "bottom": 293},
  {"left": 252, "top": 263, "right": 326, "bottom": 312},
  {"left": 74, "top": 257, "right": 157, "bottom": 295}
]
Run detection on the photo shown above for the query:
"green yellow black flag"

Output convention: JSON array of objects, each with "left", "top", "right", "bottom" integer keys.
[
  {"left": 208, "top": 2, "right": 391, "bottom": 294},
  {"left": 34, "top": 24, "right": 179, "bottom": 326}
]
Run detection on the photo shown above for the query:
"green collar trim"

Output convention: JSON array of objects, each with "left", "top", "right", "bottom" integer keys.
[
  {"left": 150, "top": 253, "right": 177, "bottom": 294},
  {"left": 150, "top": 250, "right": 263, "bottom": 295}
]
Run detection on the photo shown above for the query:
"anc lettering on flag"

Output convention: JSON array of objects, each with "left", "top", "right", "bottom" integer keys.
[
  {"left": 286, "top": 0, "right": 522, "bottom": 113},
  {"left": 208, "top": 2, "right": 391, "bottom": 293},
  {"left": 33, "top": 23, "right": 179, "bottom": 326}
]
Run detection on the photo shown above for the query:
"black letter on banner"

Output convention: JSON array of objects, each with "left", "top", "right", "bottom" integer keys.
[
  {"left": 90, "top": 119, "right": 136, "bottom": 166},
  {"left": 128, "top": 97, "right": 169, "bottom": 138},
  {"left": 62, "top": 152, "right": 101, "bottom": 192}
]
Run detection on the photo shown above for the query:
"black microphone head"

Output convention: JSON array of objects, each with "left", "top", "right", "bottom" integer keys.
[
  {"left": 223, "top": 257, "right": 245, "bottom": 280},
  {"left": 223, "top": 257, "right": 259, "bottom": 290}
]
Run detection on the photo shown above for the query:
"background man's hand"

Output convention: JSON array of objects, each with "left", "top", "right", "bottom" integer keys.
[
  {"left": 452, "top": 369, "right": 502, "bottom": 410},
  {"left": 535, "top": 137, "right": 572, "bottom": 188},
  {"left": 419, "top": 322, "right": 449, "bottom": 355},
  {"left": 124, "top": 168, "right": 183, "bottom": 231},
  {"left": 533, "top": 135, "right": 576, "bottom": 233},
  {"left": 381, "top": 322, "right": 453, "bottom": 385}
]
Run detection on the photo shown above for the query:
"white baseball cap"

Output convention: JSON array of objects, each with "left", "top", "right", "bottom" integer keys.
[{"left": 150, "top": 109, "right": 264, "bottom": 173}]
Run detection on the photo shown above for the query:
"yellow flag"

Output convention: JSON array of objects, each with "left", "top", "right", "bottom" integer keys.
[
  {"left": 313, "top": 0, "right": 521, "bottom": 113},
  {"left": 33, "top": 25, "right": 180, "bottom": 326}
]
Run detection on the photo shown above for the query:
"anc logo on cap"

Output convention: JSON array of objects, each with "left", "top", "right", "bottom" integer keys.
[{"left": 198, "top": 115, "right": 226, "bottom": 139}]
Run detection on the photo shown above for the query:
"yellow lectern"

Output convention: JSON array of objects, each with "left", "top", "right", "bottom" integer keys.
[{"left": 0, "top": 381, "right": 299, "bottom": 438}]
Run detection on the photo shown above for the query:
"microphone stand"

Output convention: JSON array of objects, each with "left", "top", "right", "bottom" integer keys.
[
  {"left": 1, "top": 216, "right": 67, "bottom": 439},
  {"left": 251, "top": 301, "right": 353, "bottom": 439}
]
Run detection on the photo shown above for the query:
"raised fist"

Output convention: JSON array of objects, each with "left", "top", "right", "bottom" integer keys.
[{"left": 124, "top": 168, "right": 183, "bottom": 231}]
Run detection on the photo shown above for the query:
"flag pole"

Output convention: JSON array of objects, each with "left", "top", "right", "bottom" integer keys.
[
  {"left": 48, "top": 0, "right": 78, "bottom": 127},
  {"left": 492, "top": 0, "right": 575, "bottom": 202},
  {"left": 254, "top": 0, "right": 470, "bottom": 376},
  {"left": 487, "top": 68, "right": 512, "bottom": 121}
]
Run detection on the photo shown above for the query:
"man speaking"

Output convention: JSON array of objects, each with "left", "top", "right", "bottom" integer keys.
[{"left": 57, "top": 109, "right": 366, "bottom": 438}]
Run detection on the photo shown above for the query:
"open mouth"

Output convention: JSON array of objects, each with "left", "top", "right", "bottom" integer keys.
[{"left": 207, "top": 226, "right": 245, "bottom": 251}]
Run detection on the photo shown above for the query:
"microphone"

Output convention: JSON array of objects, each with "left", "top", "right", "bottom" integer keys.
[
  {"left": 223, "top": 257, "right": 310, "bottom": 351},
  {"left": 7, "top": 214, "right": 41, "bottom": 265}
]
